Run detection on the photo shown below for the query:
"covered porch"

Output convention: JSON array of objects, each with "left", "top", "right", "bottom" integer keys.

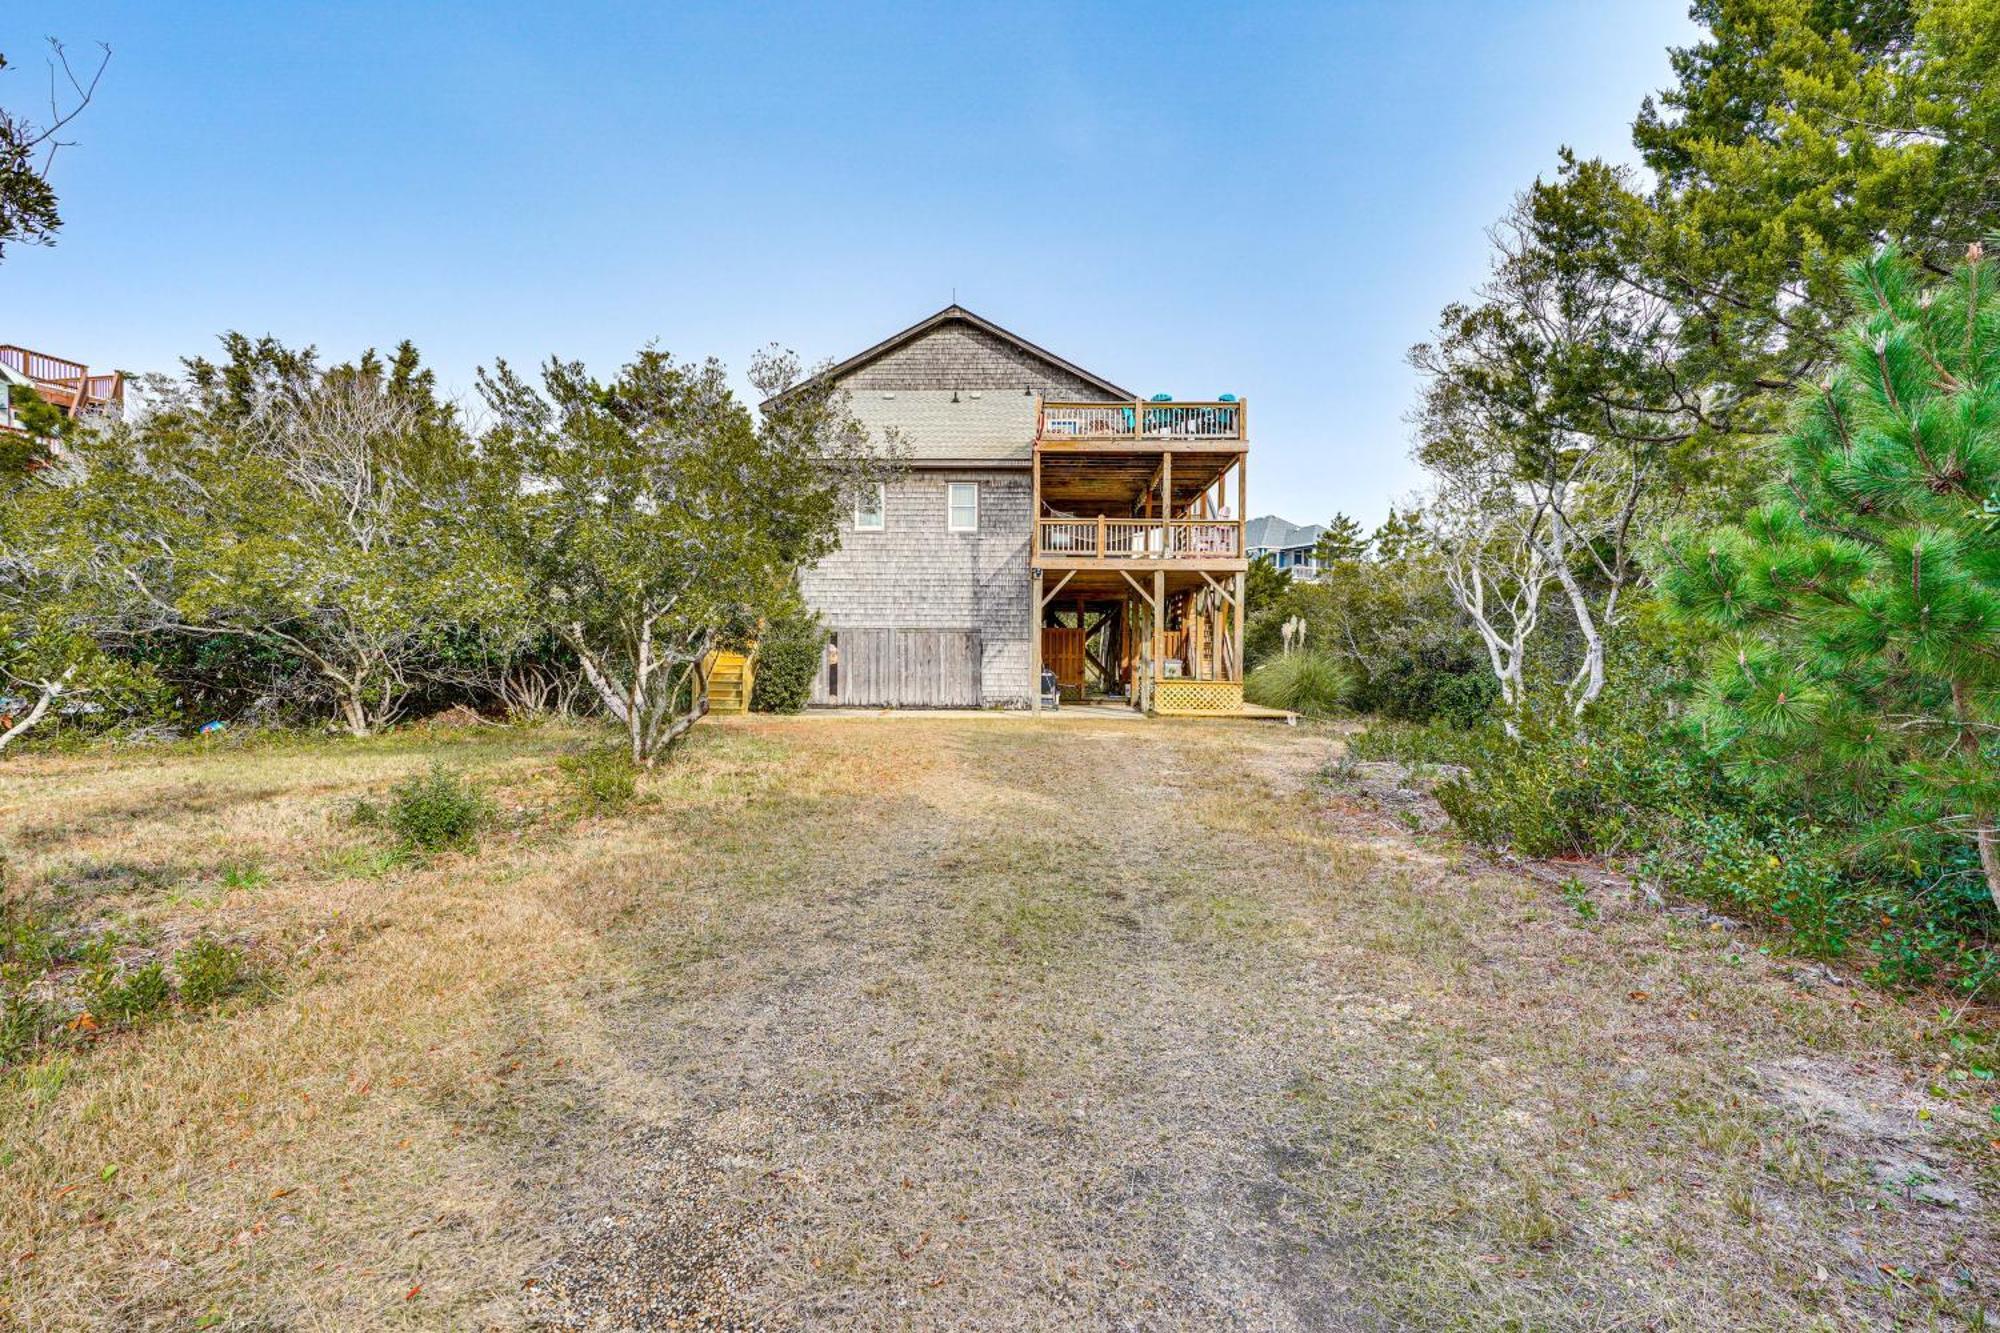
[
  {"left": 1030, "top": 398, "right": 1252, "bottom": 717},
  {"left": 1030, "top": 565, "right": 1249, "bottom": 716}
]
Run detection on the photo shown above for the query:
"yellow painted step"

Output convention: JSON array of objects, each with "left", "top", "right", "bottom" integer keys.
[{"left": 702, "top": 649, "right": 755, "bottom": 715}]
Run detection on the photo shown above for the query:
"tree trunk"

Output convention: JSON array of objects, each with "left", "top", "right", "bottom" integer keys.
[
  {"left": 1952, "top": 680, "right": 2000, "bottom": 917},
  {"left": 0, "top": 670, "right": 73, "bottom": 752},
  {"left": 338, "top": 688, "right": 372, "bottom": 737}
]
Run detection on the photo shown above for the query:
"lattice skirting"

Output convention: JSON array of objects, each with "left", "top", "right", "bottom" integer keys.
[{"left": 1153, "top": 679, "right": 1244, "bottom": 715}]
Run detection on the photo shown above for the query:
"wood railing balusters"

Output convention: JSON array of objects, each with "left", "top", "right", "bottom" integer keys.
[{"left": 1037, "top": 399, "right": 1244, "bottom": 442}]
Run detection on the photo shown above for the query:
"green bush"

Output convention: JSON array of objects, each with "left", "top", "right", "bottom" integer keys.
[
  {"left": 559, "top": 747, "right": 637, "bottom": 815},
  {"left": 384, "top": 762, "right": 493, "bottom": 853},
  {"left": 90, "top": 959, "right": 171, "bottom": 1022},
  {"left": 174, "top": 936, "right": 248, "bottom": 1008},
  {"left": 1431, "top": 694, "right": 1720, "bottom": 859},
  {"left": 1359, "top": 673, "right": 1995, "bottom": 983},
  {"left": 1244, "top": 650, "right": 1354, "bottom": 718},
  {"left": 1354, "top": 644, "right": 1497, "bottom": 727},
  {"left": 750, "top": 614, "right": 827, "bottom": 714},
  {"left": 1642, "top": 816, "right": 1854, "bottom": 956}
]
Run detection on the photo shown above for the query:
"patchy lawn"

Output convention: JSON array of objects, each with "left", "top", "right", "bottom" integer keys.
[{"left": 1, "top": 714, "right": 1995, "bottom": 1329}]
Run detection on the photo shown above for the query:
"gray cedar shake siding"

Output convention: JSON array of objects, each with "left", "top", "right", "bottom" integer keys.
[
  {"left": 794, "top": 307, "right": 1127, "bottom": 707},
  {"left": 801, "top": 466, "right": 1034, "bottom": 704}
]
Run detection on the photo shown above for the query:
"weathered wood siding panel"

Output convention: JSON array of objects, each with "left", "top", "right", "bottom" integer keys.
[
  {"left": 808, "top": 628, "right": 981, "bottom": 707},
  {"left": 894, "top": 629, "right": 980, "bottom": 707}
]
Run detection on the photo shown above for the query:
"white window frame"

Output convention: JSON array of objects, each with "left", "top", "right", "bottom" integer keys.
[
  {"left": 946, "top": 481, "right": 979, "bottom": 534},
  {"left": 854, "top": 482, "right": 886, "bottom": 532}
]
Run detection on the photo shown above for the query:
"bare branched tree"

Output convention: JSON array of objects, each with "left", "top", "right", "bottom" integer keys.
[
  {"left": 0, "top": 38, "right": 111, "bottom": 259},
  {"left": 1412, "top": 169, "right": 1685, "bottom": 721}
]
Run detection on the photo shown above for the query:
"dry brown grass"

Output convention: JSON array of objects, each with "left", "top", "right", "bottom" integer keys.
[{"left": 0, "top": 715, "right": 1995, "bottom": 1330}]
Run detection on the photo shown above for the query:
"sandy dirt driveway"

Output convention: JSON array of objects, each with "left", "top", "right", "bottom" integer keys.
[
  {"left": 519, "top": 715, "right": 1997, "bottom": 1331},
  {"left": 3, "top": 714, "right": 1992, "bottom": 1330}
]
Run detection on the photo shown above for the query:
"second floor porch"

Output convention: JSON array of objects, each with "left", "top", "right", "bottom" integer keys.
[
  {"left": 1032, "top": 396, "right": 1247, "bottom": 569},
  {"left": 1036, "top": 515, "right": 1243, "bottom": 561}
]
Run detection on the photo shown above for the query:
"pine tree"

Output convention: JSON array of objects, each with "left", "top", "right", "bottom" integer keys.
[
  {"left": 1658, "top": 240, "right": 2000, "bottom": 915},
  {"left": 1370, "top": 507, "right": 1426, "bottom": 563},
  {"left": 1314, "top": 512, "right": 1367, "bottom": 565}
]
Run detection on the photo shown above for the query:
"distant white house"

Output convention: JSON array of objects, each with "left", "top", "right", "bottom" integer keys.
[{"left": 1245, "top": 515, "right": 1326, "bottom": 580}]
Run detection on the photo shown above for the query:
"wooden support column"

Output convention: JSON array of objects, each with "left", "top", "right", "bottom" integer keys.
[
  {"left": 1232, "top": 571, "right": 1246, "bottom": 681},
  {"left": 1161, "top": 451, "right": 1174, "bottom": 556},
  {"left": 1152, "top": 569, "right": 1166, "bottom": 684},
  {"left": 1235, "top": 452, "right": 1247, "bottom": 553},
  {"left": 1030, "top": 570, "right": 1043, "bottom": 714}
]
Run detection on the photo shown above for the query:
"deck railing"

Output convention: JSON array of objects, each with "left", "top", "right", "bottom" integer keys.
[
  {"left": 0, "top": 345, "right": 125, "bottom": 422},
  {"left": 1038, "top": 399, "right": 1244, "bottom": 442},
  {"left": 0, "top": 345, "right": 88, "bottom": 383},
  {"left": 1036, "top": 517, "right": 1242, "bottom": 560}
]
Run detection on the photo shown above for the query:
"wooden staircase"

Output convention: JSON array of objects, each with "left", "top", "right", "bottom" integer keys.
[{"left": 703, "top": 649, "right": 754, "bottom": 715}]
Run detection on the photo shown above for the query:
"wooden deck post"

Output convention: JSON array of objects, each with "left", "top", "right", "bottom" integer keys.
[
  {"left": 1152, "top": 568, "right": 1166, "bottom": 687},
  {"left": 1232, "top": 571, "right": 1246, "bottom": 681},
  {"left": 1030, "top": 570, "right": 1042, "bottom": 714},
  {"left": 1161, "top": 451, "right": 1173, "bottom": 556},
  {"left": 1235, "top": 452, "right": 1246, "bottom": 554}
]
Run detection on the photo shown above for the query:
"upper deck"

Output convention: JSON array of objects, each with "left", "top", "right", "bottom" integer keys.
[
  {"left": 1032, "top": 397, "right": 1248, "bottom": 568},
  {"left": 0, "top": 344, "right": 125, "bottom": 425},
  {"left": 1036, "top": 398, "right": 1245, "bottom": 447}
]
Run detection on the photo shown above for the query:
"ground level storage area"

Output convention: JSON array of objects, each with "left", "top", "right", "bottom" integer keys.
[{"left": 808, "top": 628, "right": 983, "bottom": 707}]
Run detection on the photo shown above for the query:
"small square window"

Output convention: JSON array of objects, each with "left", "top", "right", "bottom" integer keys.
[
  {"left": 854, "top": 483, "right": 886, "bottom": 531},
  {"left": 947, "top": 482, "right": 978, "bottom": 533}
]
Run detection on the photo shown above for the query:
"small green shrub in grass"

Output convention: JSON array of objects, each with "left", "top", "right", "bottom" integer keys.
[
  {"left": 0, "top": 903, "right": 63, "bottom": 971},
  {"left": 218, "top": 862, "right": 270, "bottom": 893},
  {"left": 90, "top": 960, "right": 171, "bottom": 1022},
  {"left": 559, "top": 747, "right": 638, "bottom": 815},
  {"left": 385, "top": 762, "right": 493, "bottom": 853},
  {"left": 1244, "top": 650, "right": 1354, "bottom": 718},
  {"left": 174, "top": 936, "right": 248, "bottom": 1008},
  {"left": 1, "top": 973, "right": 54, "bottom": 1065}
]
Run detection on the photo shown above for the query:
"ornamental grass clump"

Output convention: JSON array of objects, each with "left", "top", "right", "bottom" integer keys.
[{"left": 1245, "top": 649, "right": 1355, "bottom": 718}]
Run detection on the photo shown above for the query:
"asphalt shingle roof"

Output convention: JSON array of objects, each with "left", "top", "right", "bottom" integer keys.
[{"left": 1244, "top": 515, "right": 1325, "bottom": 551}]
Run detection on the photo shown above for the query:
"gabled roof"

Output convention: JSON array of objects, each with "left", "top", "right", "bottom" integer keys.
[
  {"left": 1245, "top": 515, "right": 1326, "bottom": 552},
  {"left": 777, "top": 304, "right": 1134, "bottom": 403}
]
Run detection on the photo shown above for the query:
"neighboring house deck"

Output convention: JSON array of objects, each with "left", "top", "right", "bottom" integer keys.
[
  {"left": 786, "top": 305, "right": 1252, "bottom": 716},
  {"left": 0, "top": 344, "right": 125, "bottom": 433}
]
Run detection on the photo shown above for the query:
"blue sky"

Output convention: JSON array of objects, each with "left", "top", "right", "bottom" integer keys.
[{"left": 3, "top": 1, "right": 1696, "bottom": 530}]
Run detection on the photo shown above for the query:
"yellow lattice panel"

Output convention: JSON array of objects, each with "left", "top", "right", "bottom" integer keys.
[{"left": 1153, "top": 679, "right": 1244, "bottom": 715}]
